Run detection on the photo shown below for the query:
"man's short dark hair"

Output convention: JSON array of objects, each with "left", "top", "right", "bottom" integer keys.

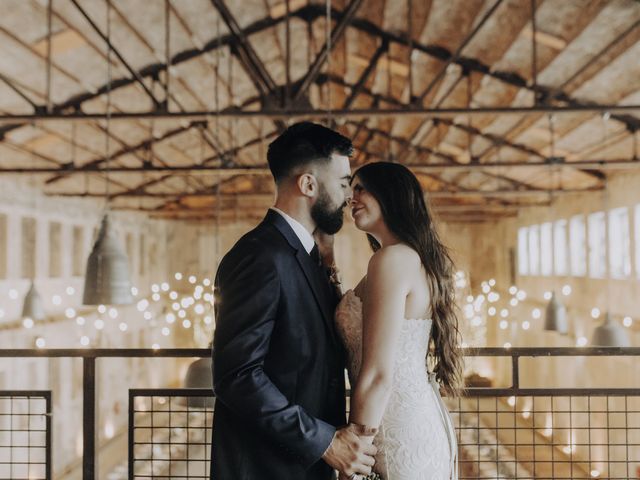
[{"left": 267, "top": 122, "right": 353, "bottom": 183}]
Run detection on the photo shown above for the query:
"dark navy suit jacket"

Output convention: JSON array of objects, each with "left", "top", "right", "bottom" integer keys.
[{"left": 210, "top": 210, "right": 346, "bottom": 479}]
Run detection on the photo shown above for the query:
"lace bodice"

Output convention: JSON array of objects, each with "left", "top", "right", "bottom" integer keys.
[{"left": 335, "top": 290, "right": 458, "bottom": 480}]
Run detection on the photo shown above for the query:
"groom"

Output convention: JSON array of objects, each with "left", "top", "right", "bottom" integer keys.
[{"left": 210, "top": 122, "right": 376, "bottom": 479}]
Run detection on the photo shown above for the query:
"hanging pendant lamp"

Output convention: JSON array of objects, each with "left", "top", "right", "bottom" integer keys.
[
  {"left": 22, "top": 281, "right": 45, "bottom": 321},
  {"left": 82, "top": 214, "right": 133, "bottom": 306},
  {"left": 591, "top": 312, "right": 630, "bottom": 347},
  {"left": 544, "top": 291, "right": 568, "bottom": 334}
]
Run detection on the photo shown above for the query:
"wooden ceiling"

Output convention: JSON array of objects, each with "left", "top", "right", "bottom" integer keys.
[{"left": 0, "top": 0, "right": 639, "bottom": 223}]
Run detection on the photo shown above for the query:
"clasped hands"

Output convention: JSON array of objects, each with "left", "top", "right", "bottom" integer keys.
[{"left": 322, "top": 423, "right": 378, "bottom": 480}]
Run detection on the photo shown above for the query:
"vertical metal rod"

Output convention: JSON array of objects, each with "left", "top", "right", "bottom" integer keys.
[
  {"left": 165, "top": 0, "right": 171, "bottom": 111},
  {"left": 407, "top": 0, "right": 413, "bottom": 102},
  {"left": 512, "top": 355, "right": 520, "bottom": 389},
  {"left": 325, "top": 0, "right": 332, "bottom": 124},
  {"left": 46, "top": 392, "right": 52, "bottom": 480},
  {"left": 530, "top": 0, "right": 538, "bottom": 105},
  {"left": 128, "top": 390, "right": 134, "bottom": 480},
  {"left": 46, "top": 0, "right": 53, "bottom": 112},
  {"left": 285, "top": 0, "right": 291, "bottom": 108},
  {"left": 82, "top": 356, "right": 97, "bottom": 480}
]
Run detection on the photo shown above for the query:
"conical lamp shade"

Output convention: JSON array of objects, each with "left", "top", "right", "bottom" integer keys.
[
  {"left": 22, "top": 281, "right": 45, "bottom": 321},
  {"left": 544, "top": 291, "right": 568, "bottom": 334},
  {"left": 591, "top": 312, "right": 630, "bottom": 347},
  {"left": 83, "top": 215, "right": 133, "bottom": 305}
]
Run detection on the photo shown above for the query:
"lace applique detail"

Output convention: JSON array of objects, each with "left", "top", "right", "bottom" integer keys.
[{"left": 335, "top": 290, "right": 456, "bottom": 480}]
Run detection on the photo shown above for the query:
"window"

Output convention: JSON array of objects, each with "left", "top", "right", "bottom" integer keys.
[
  {"left": 139, "top": 234, "right": 146, "bottom": 276},
  {"left": 553, "top": 220, "right": 568, "bottom": 275},
  {"left": 588, "top": 212, "right": 606, "bottom": 278},
  {"left": 540, "top": 222, "right": 553, "bottom": 276},
  {"left": 569, "top": 215, "right": 586, "bottom": 276},
  {"left": 609, "top": 207, "right": 631, "bottom": 279},
  {"left": 636, "top": 205, "right": 640, "bottom": 279},
  {"left": 72, "top": 226, "right": 84, "bottom": 277},
  {"left": 518, "top": 227, "right": 528, "bottom": 275},
  {"left": 49, "top": 222, "right": 62, "bottom": 278},
  {"left": 22, "top": 217, "right": 36, "bottom": 279},
  {"left": 528, "top": 225, "right": 540, "bottom": 275},
  {"left": 0, "top": 214, "right": 6, "bottom": 279}
]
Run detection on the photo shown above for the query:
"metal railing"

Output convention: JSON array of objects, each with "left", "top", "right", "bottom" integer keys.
[
  {"left": 0, "top": 347, "right": 638, "bottom": 480},
  {"left": 0, "top": 390, "right": 51, "bottom": 480}
]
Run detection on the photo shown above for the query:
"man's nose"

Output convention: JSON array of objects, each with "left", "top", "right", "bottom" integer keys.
[{"left": 345, "top": 187, "right": 353, "bottom": 205}]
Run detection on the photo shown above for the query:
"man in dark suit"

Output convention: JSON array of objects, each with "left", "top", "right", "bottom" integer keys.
[{"left": 211, "top": 122, "right": 376, "bottom": 480}]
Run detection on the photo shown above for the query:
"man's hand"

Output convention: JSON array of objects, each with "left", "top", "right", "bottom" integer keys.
[{"left": 322, "top": 427, "right": 377, "bottom": 478}]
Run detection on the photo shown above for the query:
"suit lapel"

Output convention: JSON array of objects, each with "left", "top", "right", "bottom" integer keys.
[
  {"left": 295, "top": 249, "right": 339, "bottom": 344},
  {"left": 263, "top": 210, "right": 338, "bottom": 345}
]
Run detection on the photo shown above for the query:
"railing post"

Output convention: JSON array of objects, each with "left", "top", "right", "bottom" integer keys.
[
  {"left": 512, "top": 354, "right": 520, "bottom": 389},
  {"left": 83, "top": 356, "right": 97, "bottom": 480}
]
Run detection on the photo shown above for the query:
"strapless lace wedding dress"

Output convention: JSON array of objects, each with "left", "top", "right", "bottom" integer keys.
[{"left": 335, "top": 290, "right": 458, "bottom": 480}]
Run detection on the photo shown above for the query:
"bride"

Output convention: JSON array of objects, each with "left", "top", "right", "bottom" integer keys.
[{"left": 333, "top": 162, "right": 463, "bottom": 480}]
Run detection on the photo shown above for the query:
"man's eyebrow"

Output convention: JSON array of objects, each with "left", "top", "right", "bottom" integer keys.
[{"left": 342, "top": 175, "right": 352, "bottom": 181}]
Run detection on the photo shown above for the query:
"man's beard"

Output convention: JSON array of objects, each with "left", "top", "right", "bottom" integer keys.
[{"left": 311, "top": 187, "right": 345, "bottom": 235}]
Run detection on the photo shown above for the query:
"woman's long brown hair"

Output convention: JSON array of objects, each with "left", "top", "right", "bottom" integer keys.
[{"left": 353, "top": 162, "right": 464, "bottom": 395}]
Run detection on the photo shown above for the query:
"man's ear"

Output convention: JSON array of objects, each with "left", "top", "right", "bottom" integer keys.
[{"left": 296, "top": 173, "right": 317, "bottom": 198}]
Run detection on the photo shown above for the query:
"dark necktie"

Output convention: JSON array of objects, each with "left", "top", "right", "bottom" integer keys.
[{"left": 309, "top": 244, "right": 322, "bottom": 267}]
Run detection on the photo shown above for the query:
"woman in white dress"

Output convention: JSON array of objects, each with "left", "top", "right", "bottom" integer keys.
[{"left": 333, "top": 162, "right": 463, "bottom": 480}]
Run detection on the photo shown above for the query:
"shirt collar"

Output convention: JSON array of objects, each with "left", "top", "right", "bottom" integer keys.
[{"left": 269, "top": 207, "right": 315, "bottom": 254}]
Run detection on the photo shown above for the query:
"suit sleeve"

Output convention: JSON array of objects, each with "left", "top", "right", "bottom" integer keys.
[{"left": 212, "top": 243, "right": 336, "bottom": 467}]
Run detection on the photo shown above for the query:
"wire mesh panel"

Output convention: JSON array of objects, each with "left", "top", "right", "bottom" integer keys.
[
  {"left": 128, "top": 388, "right": 214, "bottom": 480},
  {"left": 0, "top": 391, "right": 51, "bottom": 480},
  {"left": 448, "top": 391, "right": 640, "bottom": 479}
]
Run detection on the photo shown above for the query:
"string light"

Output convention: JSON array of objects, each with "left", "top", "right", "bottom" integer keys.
[
  {"left": 591, "top": 308, "right": 600, "bottom": 319},
  {"left": 98, "top": 304, "right": 107, "bottom": 314},
  {"left": 76, "top": 316, "right": 85, "bottom": 326},
  {"left": 65, "top": 308, "right": 76, "bottom": 319},
  {"left": 543, "top": 291, "right": 552, "bottom": 300},
  {"left": 9, "top": 289, "right": 19, "bottom": 300},
  {"left": 532, "top": 308, "right": 541, "bottom": 319},
  {"left": 165, "top": 313, "right": 176, "bottom": 324},
  {"left": 131, "top": 286, "right": 139, "bottom": 296},
  {"left": 499, "top": 320, "right": 509, "bottom": 330},
  {"left": 522, "top": 321, "right": 530, "bottom": 330},
  {"left": 576, "top": 336, "right": 588, "bottom": 347},
  {"left": 94, "top": 319, "right": 105, "bottom": 330},
  {"left": 182, "top": 319, "right": 191, "bottom": 328},
  {"left": 623, "top": 316, "right": 632, "bottom": 327},
  {"left": 108, "top": 308, "right": 118, "bottom": 319},
  {"left": 52, "top": 295, "right": 62, "bottom": 305},
  {"left": 66, "top": 286, "right": 75, "bottom": 295},
  {"left": 80, "top": 336, "right": 90, "bottom": 346},
  {"left": 562, "top": 285, "right": 572, "bottom": 296},
  {"left": 23, "top": 318, "right": 34, "bottom": 329},
  {"left": 161, "top": 327, "right": 170, "bottom": 336},
  {"left": 188, "top": 275, "right": 197, "bottom": 284},
  {"left": 174, "top": 272, "right": 183, "bottom": 280},
  {"left": 35, "top": 337, "right": 46, "bottom": 348},
  {"left": 118, "top": 322, "right": 128, "bottom": 332}
]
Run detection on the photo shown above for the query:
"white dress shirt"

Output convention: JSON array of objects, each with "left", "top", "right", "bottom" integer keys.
[{"left": 270, "top": 207, "right": 315, "bottom": 254}]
